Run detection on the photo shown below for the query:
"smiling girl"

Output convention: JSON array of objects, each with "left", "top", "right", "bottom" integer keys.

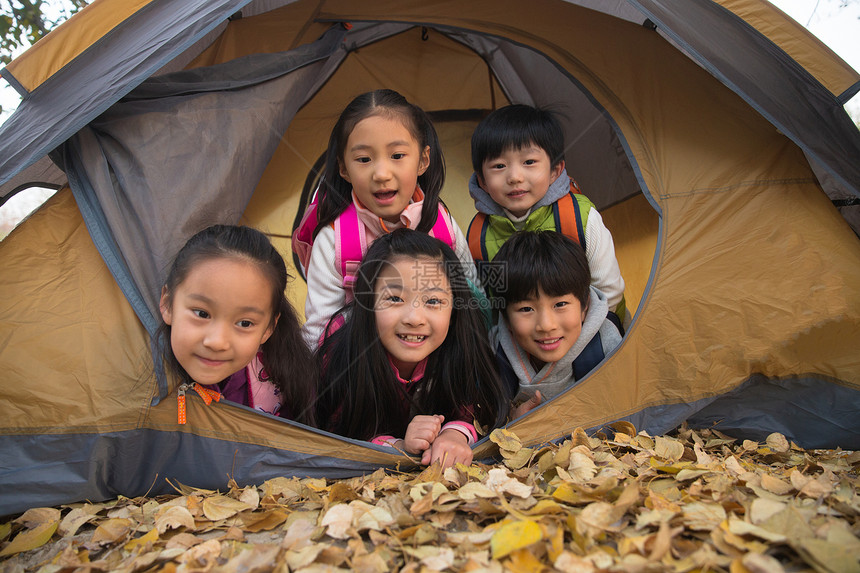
[
  {"left": 315, "top": 229, "right": 508, "bottom": 468},
  {"left": 158, "top": 225, "right": 315, "bottom": 424},
  {"left": 293, "top": 89, "right": 477, "bottom": 348}
]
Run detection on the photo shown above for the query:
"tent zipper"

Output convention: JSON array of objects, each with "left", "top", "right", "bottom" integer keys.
[{"left": 177, "top": 383, "right": 222, "bottom": 425}]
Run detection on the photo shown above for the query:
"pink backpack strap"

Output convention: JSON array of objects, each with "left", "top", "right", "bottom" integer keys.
[
  {"left": 291, "top": 197, "right": 320, "bottom": 273},
  {"left": 246, "top": 352, "right": 281, "bottom": 416},
  {"left": 429, "top": 204, "right": 455, "bottom": 248},
  {"left": 334, "top": 203, "right": 366, "bottom": 302}
]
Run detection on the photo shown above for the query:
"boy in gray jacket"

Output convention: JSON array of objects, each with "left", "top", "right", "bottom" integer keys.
[{"left": 489, "top": 231, "right": 623, "bottom": 418}]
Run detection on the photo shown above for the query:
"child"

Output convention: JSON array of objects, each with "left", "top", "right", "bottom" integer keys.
[
  {"left": 467, "top": 104, "right": 627, "bottom": 323},
  {"left": 490, "top": 231, "right": 623, "bottom": 418},
  {"left": 315, "top": 229, "right": 509, "bottom": 468},
  {"left": 158, "top": 225, "right": 315, "bottom": 425},
  {"left": 293, "top": 89, "right": 477, "bottom": 348}
]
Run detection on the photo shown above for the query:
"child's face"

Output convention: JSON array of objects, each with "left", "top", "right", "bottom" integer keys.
[
  {"left": 160, "top": 257, "right": 277, "bottom": 386},
  {"left": 339, "top": 114, "right": 430, "bottom": 224},
  {"left": 373, "top": 255, "right": 453, "bottom": 379},
  {"left": 505, "top": 288, "right": 587, "bottom": 369},
  {"left": 479, "top": 144, "right": 564, "bottom": 218}
]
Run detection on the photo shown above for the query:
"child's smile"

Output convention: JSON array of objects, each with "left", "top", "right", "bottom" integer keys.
[
  {"left": 480, "top": 144, "right": 564, "bottom": 218},
  {"left": 505, "top": 289, "right": 587, "bottom": 369},
  {"left": 160, "top": 258, "right": 276, "bottom": 386},
  {"left": 339, "top": 115, "right": 430, "bottom": 224},
  {"left": 374, "top": 255, "right": 452, "bottom": 378}
]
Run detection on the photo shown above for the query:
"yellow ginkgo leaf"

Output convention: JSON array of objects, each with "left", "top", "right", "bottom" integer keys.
[
  {"left": 490, "top": 520, "right": 543, "bottom": 559},
  {"left": 123, "top": 527, "right": 159, "bottom": 552},
  {"left": 0, "top": 520, "right": 58, "bottom": 557}
]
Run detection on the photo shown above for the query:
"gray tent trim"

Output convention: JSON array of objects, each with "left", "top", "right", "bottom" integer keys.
[
  {"left": 4, "top": 372, "right": 854, "bottom": 515},
  {"left": 0, "top": 0, "right": 252, "bottom": 190},
  {"left": 684, "top": 374, "right": 860, "bottom": 448},
  {"left": 838, "top": 79, "right": 860, "bottom": 104},
  {"left": 0, "top": 421, "right": 396, "bottom": 517},
  {"left": 579, "top": 374, "right": 860, "bottom": 449}
]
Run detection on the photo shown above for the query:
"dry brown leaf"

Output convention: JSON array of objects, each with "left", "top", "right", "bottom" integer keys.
[
  {"left": 90, "top": 517, "right": 133, "bottom": 546},
  {"left": 58, "top": 504, "right": 101, "bottom": 537},
  {"left": 765, "top": 432, "right": 790, "bottom": 453},
  {"left": 503, "top": 447, "right": 533, "bottom": 470},
  {"left": 489, "top": 428, "right": 522, "bottom": 453},
  {"left": 220, "top": 544, "right": 280, "bottom": 572},
  {"left": 352, "top": 550, "right": 390, "bottom": 573},
  {"left": 239, "top": 508, "right": 288, "bottom": 532},
  {"left": 682, "top": 502, "right": 727, "bottom": 531},
  {"left": 726, "top": 518, "right": 787, "bottom": 543},
  {"left": 485, "top": 468, "right": 533, "bottom": 498},
  {"left": 238, "top": 486, "right": 261, "bottom": 509},
  {"left": 320, "top": 503, "right": 354, "bottom": 540},
  {"left": 578, "top": 501, "right": 625, "bottom": 532},
  {"left": 282, "top": 517, "right": 316, "bottom": 550},
  {"left": 796, "top": 538, "right": 860, "bottom": 573},
  {"left": 458, "top": 482, "right": 497, "bottom": 501},
  {"left": 155, "top": 505, "right": 196, "bottom": 533},
  {"left": 285, "top": 543, "right": 326, "bottom": 570},
  {"left": 262, "top": 476, "right": 304, "bottom": 501},
  {"left": 760, "top": 472, "right": 793, "bottom": 495},
  {"left": 15, "top": 507, "right": 61, "bottom": 528},
  {"left": 352, "top": 501, "right": 395, "bottom": 532},
  {"left": 179, "top": 538, "right": 222, "bottom": 566},
  {"left": 750, "top": 498, "right": 787, "bottom": 524},
  {"left": 202, "top": 494, "right": 253, "bottom": 521},
  {"left": 571, "top": 427, "right": 594, "bottom": 449},
  {"left": 609, "top": 421, "right": 637, "bottom": 438},
  {"left": 567, "top": 451, "right": 597, "bottom": 483},
  {"left": 554, "top": 551, "right": 596, "bottom": 572},
  {"left": 165, "top": 532, "right": 204, "bottom": 550},
  {"left": 740, "top": 552, "right": 787, "bottom": 573},
  {"left": 655, "top": 436, "right": 685, "bottom": 461}
]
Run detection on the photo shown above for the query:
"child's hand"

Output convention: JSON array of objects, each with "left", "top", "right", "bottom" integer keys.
[
  {"left": 403, "top": 414, "right": 444, "bottom": 455},
  {"left": 511, "top": 391, "right": 543, "bottom": 419},
  {"left": 421, "top": 428, "right": 472, "bottom": 468}
]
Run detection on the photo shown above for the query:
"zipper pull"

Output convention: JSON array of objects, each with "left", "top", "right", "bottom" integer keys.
[
  {"left": 177, "top": 383, "right": 189, "bottom": 425},
  {"left": 192, "top": 383, "right": 222, "bottom": 405}
]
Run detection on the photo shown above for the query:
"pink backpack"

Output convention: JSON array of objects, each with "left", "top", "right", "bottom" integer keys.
[{"left": 292, "top": 195, "right": 455, "bottom": 301}]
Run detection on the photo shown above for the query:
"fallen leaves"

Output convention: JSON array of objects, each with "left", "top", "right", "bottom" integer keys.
[{"left": 1, "top": 425, "right": 858, "bottom": 572}]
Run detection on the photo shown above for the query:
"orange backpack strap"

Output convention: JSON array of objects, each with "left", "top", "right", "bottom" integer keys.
[
  {"left": 467, "top": 213, "right": 490, "bottom": 262},
  {"left": 553, "top": 191, "right": 586, "bottom": 251}
]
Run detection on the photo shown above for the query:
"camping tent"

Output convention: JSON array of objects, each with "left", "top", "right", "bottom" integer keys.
[{"left": 1, "top": 0, "right": 859, "bottom": 516}]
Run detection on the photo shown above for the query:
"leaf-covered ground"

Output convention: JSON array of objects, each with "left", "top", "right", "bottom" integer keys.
[{"left": 1, "top": 424, "right": 858, "bottom": 572}]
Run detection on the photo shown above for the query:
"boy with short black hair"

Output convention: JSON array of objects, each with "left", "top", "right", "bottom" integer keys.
[
  {"left": 467, "top": 104, "right": 627, "bottom": 320},
  {"left": 491, "top": 231, "right": 623, "bottom": 418}
]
